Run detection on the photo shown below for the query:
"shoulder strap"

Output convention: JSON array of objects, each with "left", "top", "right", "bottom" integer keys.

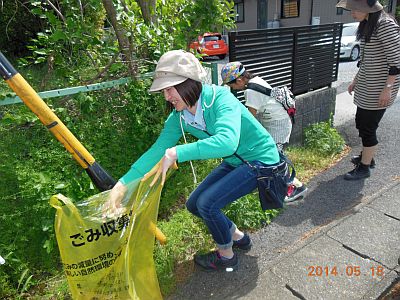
[
  {"left": 279, "top": 150, "right": 296, "bottom": 183},
  {"left": 246, "top": 82, "right": 273, "bottom": 97},
  {"left": 203, "top": 130, "right": 252, "bottom": 167}
]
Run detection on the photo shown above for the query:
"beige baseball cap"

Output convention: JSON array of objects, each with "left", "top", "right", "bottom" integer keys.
[
  {"left": 336, "top": 0, "right": 383, "bottom": 13},
  {"left": 149, "top": 50, "right": 207, "bottom": 92}
]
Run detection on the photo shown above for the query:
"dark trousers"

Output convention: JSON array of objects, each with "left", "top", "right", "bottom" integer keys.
[{"left": 355, "top": 107, "right": 386, "bottom": 147}]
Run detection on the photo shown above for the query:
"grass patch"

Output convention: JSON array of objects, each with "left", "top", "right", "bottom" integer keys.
[
  {"left": 155, "top": 210, "right": 213, "bottom": 295},
  {"left": 285, "top": 145, "right": 350, "bottom": 183}
]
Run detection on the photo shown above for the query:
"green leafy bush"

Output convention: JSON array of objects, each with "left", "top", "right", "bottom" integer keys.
[
  {"left": 224, "top": 194, "right": 279, "bottom": 229},
  {"left": 304, "top": 120, "right": 345, "bottom": 156}
]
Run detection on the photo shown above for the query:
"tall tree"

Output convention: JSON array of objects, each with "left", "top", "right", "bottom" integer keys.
[
  {"left": 102, "top": 0, "right": 137, "bottom": 77},
  {"left": 136, "top": 0, "right": 157, "bottom": 24}
]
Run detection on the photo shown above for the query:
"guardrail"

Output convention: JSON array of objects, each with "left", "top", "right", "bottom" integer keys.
[{"left": 0, "top": 62, "right": 219, "bottom": 106}]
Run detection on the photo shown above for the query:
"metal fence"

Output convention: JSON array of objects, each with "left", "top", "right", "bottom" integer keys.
[{"left": 228, "top": 23, "right": 343, "bottom": 96}]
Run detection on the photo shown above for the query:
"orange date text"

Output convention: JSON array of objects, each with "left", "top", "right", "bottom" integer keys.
[{"left": 307, "top": 265, "right": 384, "bottom": 277}]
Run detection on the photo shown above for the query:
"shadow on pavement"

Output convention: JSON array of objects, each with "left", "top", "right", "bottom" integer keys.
[
  {"left": 168, "top": 253, "right": 259, "bottom": 300},
  {"left": 278, "top": 171, "right": 367, "bottom": 228}
]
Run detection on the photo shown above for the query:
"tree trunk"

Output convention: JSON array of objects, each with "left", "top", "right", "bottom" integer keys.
[
  {"left": 136, "top": 0, "right": 157, "bottom": 24},
  {"left": 101, "top": 0, "right": 137, "bottom": 77}
]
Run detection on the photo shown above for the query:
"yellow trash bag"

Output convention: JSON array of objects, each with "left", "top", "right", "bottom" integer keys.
[{"left": 50, "top": 173, "right": 165, "bottom": 299}]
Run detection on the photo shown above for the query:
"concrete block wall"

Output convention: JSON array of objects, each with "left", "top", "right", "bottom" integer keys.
[{"left": 289, "top": 87, "right": 337, "bottom": 145}]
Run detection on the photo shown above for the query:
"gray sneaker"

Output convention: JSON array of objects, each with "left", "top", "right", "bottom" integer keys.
[
  {"left": 194, "top": 251, "right": 239, "bottom": 272},
  {"left": 233, "top": 233, "right": 252, "bottom": 251}
]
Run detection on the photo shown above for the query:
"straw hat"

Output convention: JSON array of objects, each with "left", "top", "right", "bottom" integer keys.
[
  {"left": 149, "top": 50, "right": 206, "bottom": 92},
  {"left": 336, "top": 0, "right": 383, "bottom": 13}
]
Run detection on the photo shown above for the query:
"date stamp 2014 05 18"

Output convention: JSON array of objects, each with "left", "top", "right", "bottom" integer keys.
[{"left": 307, "top": 265, "right": 385, "bottom": 278}]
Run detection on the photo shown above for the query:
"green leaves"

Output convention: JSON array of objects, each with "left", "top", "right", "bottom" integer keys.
[
  {"left": 304, "top": 120, "right": 345, "bottom": 156},
  {"left": 224, "top": 194, "right": 279, "bottom": 229},
  {"left": 24, "top": 0, "right": 108, "bottom": 84},
  {"left": 0, "top": 111, "right": 37, "bottom": 126},
  {"left": 0, "top": 1, "right": 239, "bottom": 297}
]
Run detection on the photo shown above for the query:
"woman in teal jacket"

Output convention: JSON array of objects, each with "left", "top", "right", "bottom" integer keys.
[{"left": 108, "top": 50, "right": 279, "bottom": 272}]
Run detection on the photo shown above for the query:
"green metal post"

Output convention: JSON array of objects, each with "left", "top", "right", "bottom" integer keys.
[{"left": 211, "top": 62, "right": 219, "bottom": 85}]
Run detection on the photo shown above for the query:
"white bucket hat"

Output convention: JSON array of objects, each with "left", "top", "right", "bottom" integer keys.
[
  {"left": 149, "top": 50, "right": 207, "bottom": 92},
  {"left": 336, "top": 0, "right": 383, "bottom": 13}
]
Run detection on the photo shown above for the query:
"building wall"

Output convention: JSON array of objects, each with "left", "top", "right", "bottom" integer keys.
[
  {"left": 279, "top": 0, "right": 312, "bottom": 27},
  {"left": 313, "top": 1, "right": 357, "bottom": 24},
  {"left": 234, "top": 0, "right": 398, "bottom": 31},
  {"left": 314, "top": 0, "right": 398, "bottom": 25},
  {"left": 236, "top": 0, "right": 258, "bottom": 30}
]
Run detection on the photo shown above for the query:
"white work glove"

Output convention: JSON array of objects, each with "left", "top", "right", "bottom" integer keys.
[
  {"left": 142, "top": 147, "right": 178, "bottom": 187},
  {"left": 102, "top": 181, "right": 128, "bottom": 218}
]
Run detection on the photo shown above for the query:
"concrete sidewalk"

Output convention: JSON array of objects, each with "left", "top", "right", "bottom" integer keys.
[{"left": 169, "top": 91, "right": 400, "bottom": 300}]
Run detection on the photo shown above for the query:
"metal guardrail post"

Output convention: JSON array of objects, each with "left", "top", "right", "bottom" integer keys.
[
  {"left": 228, "top": 31, "right": 236, "bottom": 61},
  {"left": 335, "top": 23, "right": 343, "bottom": 82},
  {"left": 210, "top": 62, "right": 219, "bottom": 85}
]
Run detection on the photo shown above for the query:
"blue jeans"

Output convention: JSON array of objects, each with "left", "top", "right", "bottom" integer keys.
[{"left": 186, "top": 161, "right": 265, "bottom": 250}]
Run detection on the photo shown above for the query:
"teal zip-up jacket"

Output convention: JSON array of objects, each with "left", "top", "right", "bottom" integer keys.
[{"left": 120, "top": 84, "right": 279, "bottom": 184}]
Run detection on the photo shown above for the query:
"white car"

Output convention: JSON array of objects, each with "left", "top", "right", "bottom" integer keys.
[{"left": 340, "top": 23, "right": 360, "bottom": 61}]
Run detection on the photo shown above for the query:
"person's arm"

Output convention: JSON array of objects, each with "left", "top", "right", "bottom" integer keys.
[
  {"left": 377, "top": 19, "right": 400, "bottom": 106},
  {"left": 348, "top": 60, "right": 361, "bottom": 95},
  {"left": 103, "top": 181, "right": 128, "bottom": 217},
  {"left": 120, "top": 112, "right": 182, "bottom": 184},
  {"left": 244, "top": 88, "right": 263, "bottom": 117},
  {"left": 379, "top": 75, "right": 397, "bottom": 107},
  {"left": 348, "top": 78, "right": 357, "bottom": 95},
  {"left": 175, "top": 90, "right": 242, "bottom": 161},
  {"left": 104, "top": 113, "right": 182, "bottom": 214}
]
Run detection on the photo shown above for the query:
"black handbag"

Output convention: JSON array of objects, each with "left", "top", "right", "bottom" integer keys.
[{"left": 236, "top": 151, "right": 296, "bottom": 211}]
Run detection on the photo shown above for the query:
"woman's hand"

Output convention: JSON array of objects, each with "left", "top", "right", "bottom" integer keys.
[
  {"left": 102, "top": 181, "right": 127, "bottom": 218},
  {"left": 348, "top": 81, "right": 356, "bottom": 95},
  {"left": 142, "top": 147, "right": 178, "bottom": 187},
  {"left": 379, "top": 87, "right": 391, "bottom": 107}
]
